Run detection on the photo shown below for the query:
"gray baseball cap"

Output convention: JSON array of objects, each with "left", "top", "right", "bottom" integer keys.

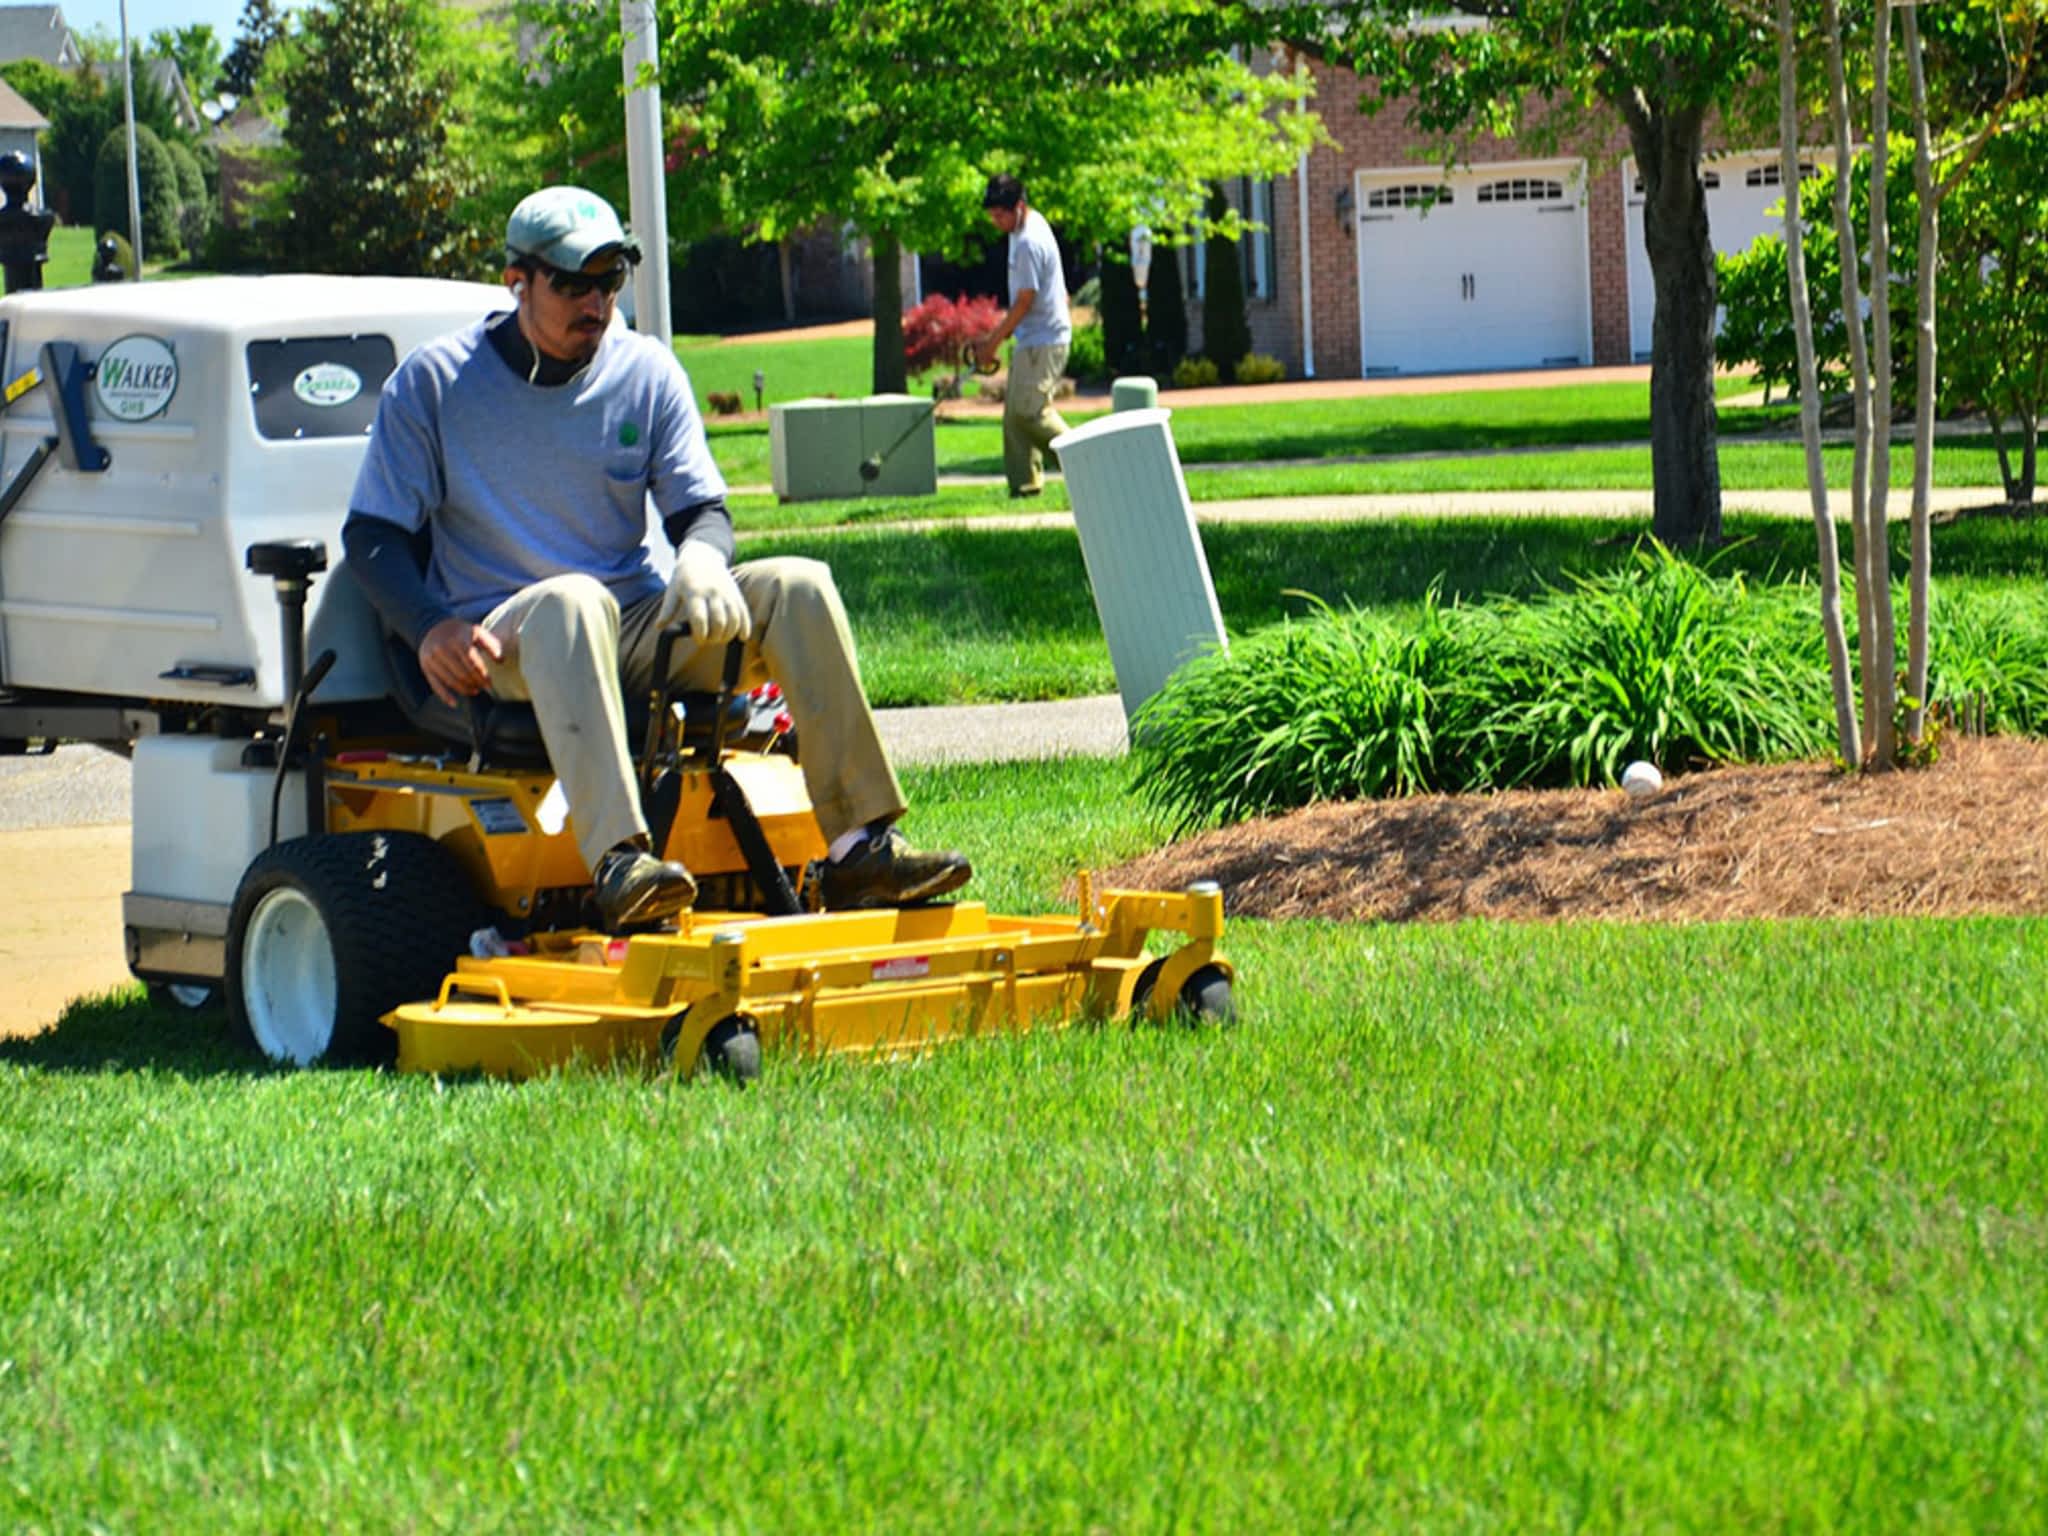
[{"left": 505, "top": 186, "right": 642, "bottom": 270}]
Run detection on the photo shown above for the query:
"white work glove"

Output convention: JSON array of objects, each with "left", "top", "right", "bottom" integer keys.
[{"left": 657, "top": 540, "right": 751, "bottom": 645}]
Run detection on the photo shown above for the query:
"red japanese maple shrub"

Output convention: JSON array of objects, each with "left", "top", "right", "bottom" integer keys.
[{"left": 902, "top": 293, "right": 1005, "bottom": 384}]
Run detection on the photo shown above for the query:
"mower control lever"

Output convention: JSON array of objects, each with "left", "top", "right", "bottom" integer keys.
[
  {"left": 640, "top": 622, "right": 690, "bottom": 796},
  {"left": 267, "top": 646, "right": 337, "bottom": 849}
]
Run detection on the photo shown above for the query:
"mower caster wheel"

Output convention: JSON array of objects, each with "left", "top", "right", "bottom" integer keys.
[
  {"left": 1131, "top": 961, "right": 1235, "bottom": 1027},
  {"left": 146, "top": 982, "right": 220, "bottom": 1012},
  {"left": 666, "top": 1015, "right": 762, "bottom": 1084}
]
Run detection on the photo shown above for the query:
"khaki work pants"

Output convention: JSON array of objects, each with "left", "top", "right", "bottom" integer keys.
[
  {"left": 1003, "top": 342, "right": 1071, "bottom": 494},
  {"left": 480, "top": 558, "right": 905, "bottom": 871}
]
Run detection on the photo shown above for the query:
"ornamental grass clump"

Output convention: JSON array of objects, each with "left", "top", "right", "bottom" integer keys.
[
  {"left": 1131, "top": 592, "right": 1473, "bottom": 831},
  {"left": 1925, "top": 589, "right": 2048, "bottom": 734},
  {"left": 1132, "top": 545, "right": 1873, "bottom": 828},
  {"left": 1461, "top": 544, "right": 1835, "bottom": 789}
]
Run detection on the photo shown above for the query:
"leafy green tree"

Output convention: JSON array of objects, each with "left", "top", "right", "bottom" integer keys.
[
  {"left": 151, "top": 25, "right": 224, "bottom": 101},
  {"left": 1941, "top": 101, "right": 2048, "bottom": 504},
  {"left": 1, "top": 60, "right": 99, "bottom": 220},
  {"left": 1328, "top": 1, "right": 1789, "bottom": 547},
  {"left": 0, "top": 58, "right": 75, "bottom": 119},
  {"left": 94, "top": 122, "right": 182, "bottom": 258},
  {"left": 165, "top": 137, "right": 211, "bottom": 253},
  {"left": 1728, "top": 113, "right": 2048, "bottom": 507},
  {"left": 220, "top": 0, "right": 288, "bottom": 99},
  {"left": 8, "top": 51, "right": 180, "bottom": 226},
  {"left": 1199, "top": 186, "right": 1252, "bottom": 380},
  {"left": 525, "top": 0, "right": 1318, "bottom": 391},
  {"left": 270, "top": 0, "right": 483, "bottom": 277}
]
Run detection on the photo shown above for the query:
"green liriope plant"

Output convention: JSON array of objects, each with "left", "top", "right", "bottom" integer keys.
[
  {"left": 1925, "top": 586, "right": 2048, "bottom": 734},
  {"left": 1133, "top": 541, "right": 2048, "bottom": 827},
  {"left": 1132, "top": 588, "right": 1475, "bottom": 830},
  {"left": 1460, "top": 544, "right": 1835, "bottom": 789}
]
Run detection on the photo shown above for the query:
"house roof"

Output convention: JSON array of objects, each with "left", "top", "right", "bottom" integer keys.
[
  {"left": 0, "top": 76, "right": 49, "bottom": 131},
  {"left": 0, "top": 5, "right": 77, "bottom": 69},
  {"left": 86, "top": 56, "right": 201, "bottom": 132},
  {"left": 212, "top": 101, "right": 283, "bottom": 150}
]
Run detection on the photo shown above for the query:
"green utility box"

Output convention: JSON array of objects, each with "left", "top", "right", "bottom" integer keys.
[{"left": 768, "top": 395, "right": 938, "bottom": 501}]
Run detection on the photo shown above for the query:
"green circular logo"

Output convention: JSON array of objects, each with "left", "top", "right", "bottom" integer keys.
[{"left": 619, "top": 422, "right": 640, "bottom": 447}]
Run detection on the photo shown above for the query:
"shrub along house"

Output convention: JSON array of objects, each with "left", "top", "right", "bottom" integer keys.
[{"left": 1183, "top": 49, "right": 1819, "bottom": 380}]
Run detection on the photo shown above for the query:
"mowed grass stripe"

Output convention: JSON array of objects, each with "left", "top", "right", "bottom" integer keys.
[{"left": 3, "top": 911, "right": 2044, "bottom": 1527}]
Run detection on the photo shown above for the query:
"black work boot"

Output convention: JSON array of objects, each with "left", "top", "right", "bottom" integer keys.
[
  {"left": 593, "top": 844, "right": 698, "bottom": 931},
  {"left": 820, "top": 827, "right": 972, "bottom": 910}
]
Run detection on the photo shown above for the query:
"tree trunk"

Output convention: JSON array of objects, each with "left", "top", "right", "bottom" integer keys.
[
  {"left": 870, "top": 229, "right": 906, "bottom": 395},
  {"left": 1824, "top": 0, "right": 1880, "bottom": 763},
  {"left": 1864, "top": 0, "right": 1899, "bottom": 766},
  {"left": 1904, "top": 4, "right": 1937, "bottom": 747},
  {"left": 1779, "top": 0, "right": 1860, "bottom": 766},
  {"left": 1991, "top": 417, "right": 2018, "bottom": 501},
  {"left": 1628, "top": 104, "right": 1723, "bottom": 548},
  {"left": 2021, "top": 414, "right": 2040, "bottom": 504},
  {"left": 778, "top": 236, "right": 797, "bottom": 325}
]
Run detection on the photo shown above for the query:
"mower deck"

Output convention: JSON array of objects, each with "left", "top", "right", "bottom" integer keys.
[{"left": 384, "top": 880, "right": 1229, "bottom": 1077}]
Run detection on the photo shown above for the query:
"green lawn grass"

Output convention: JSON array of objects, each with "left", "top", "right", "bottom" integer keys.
[
  {"left": 707, "top": 393, "right": 1990, "bottom": 513},
  {"left": 1185, "top": 437, "right": 2011, "bottom": 502},
  {"left": 725, "top": 381, "right": 1802, "bottom": 485},
  {"left": 679, "top": 331, "right": 878, "bottom": 407},
  {"left": 726, "top": 438, "right": 2010, "bottom": 534},
  {"left": 5, "top": 751, "right": 2044, "bottom": 1528},
  {"left": 41, "top": 225, "right": 94, "bottom": 288},
  {"left": 757, "top": 511, "right": 2048, "bottom": 707}
]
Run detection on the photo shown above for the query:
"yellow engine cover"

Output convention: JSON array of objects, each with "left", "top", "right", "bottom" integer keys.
[{"left": 661, "top": 754, "right": 827, "bottom": 874}]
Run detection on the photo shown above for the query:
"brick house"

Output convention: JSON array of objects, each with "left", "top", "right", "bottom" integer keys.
[{"left": 1172, "top": 51, "right": 1817, "bottom": 380}]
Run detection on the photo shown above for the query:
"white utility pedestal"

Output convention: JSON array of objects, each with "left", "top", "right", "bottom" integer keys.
[{"left": 1050, "top": 407, "right": 1226, "bottom": 726}]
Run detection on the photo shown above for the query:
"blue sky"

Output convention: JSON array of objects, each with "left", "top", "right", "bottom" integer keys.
[{"left": 58, "top": 1, "right": 277, "bottom": 61}]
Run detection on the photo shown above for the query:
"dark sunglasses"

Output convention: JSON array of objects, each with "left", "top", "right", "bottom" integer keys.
[{"left": 539, "top": 262, "right": 630, "bottom": 300}]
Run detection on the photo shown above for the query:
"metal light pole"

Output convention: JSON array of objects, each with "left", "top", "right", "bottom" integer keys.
[
  {"left": 619, "top": 0, "right": 671, "bottom": 345},
  {"left": 118, "top": 0, "right": 143, "bottom": 276}
]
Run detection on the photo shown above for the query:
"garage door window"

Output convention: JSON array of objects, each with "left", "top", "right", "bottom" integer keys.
[
  {"left": 1477, "top": 177, "right": 1566, "bottom": 204},
  {"left": 1367, "top": 184, "right": 1454, "bottom": 210},
  {"left": 1745, "top": 161, "right": 1819, "bottom": 187}
]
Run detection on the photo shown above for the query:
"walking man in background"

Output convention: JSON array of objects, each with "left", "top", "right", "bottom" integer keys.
[{"left": 974, "top": 174, "right": 1071, "bottom": 498}]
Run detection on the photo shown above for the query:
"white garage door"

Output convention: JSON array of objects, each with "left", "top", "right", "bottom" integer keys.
[
  {"left": 1354, "top": 160, "right": 1591, "bottom": 376},
  {"left": 1625, "top": 149, "right": 1827, "bottom": 360}
]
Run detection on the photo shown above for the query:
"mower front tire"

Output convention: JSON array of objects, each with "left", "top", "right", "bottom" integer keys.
[{"left": 226, "top": 832, "right": 482, "bottom": 1066}]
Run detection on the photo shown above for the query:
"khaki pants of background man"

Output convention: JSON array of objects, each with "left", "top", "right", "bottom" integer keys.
[
  {"left": 479, "top": 559, "right": 905, "bottom": 872},
  {"left": 1003, "top": 342, "right": 1070, "bottom": 495}
]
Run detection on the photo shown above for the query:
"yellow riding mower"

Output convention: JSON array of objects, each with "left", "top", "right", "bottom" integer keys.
[{"left": 0, "top": 276, "right": 1231, "bottom": 1079}]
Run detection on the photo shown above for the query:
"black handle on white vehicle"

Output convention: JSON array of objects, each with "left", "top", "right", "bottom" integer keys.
[{"left": 268, "top": 646, "right": 337, "bottom": 849}]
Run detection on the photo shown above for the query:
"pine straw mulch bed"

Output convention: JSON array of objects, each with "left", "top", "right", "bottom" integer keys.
[{"left": 1098, "top": 734, "right": 2048, "bottom": 924}]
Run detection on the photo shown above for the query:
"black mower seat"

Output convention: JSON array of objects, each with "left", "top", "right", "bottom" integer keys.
[
  {"left": 379, "top": 625, "right": 749, "bottom": 770},
  {"left": 380, "top": 626, "right": 554, "bottom": 766}
]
